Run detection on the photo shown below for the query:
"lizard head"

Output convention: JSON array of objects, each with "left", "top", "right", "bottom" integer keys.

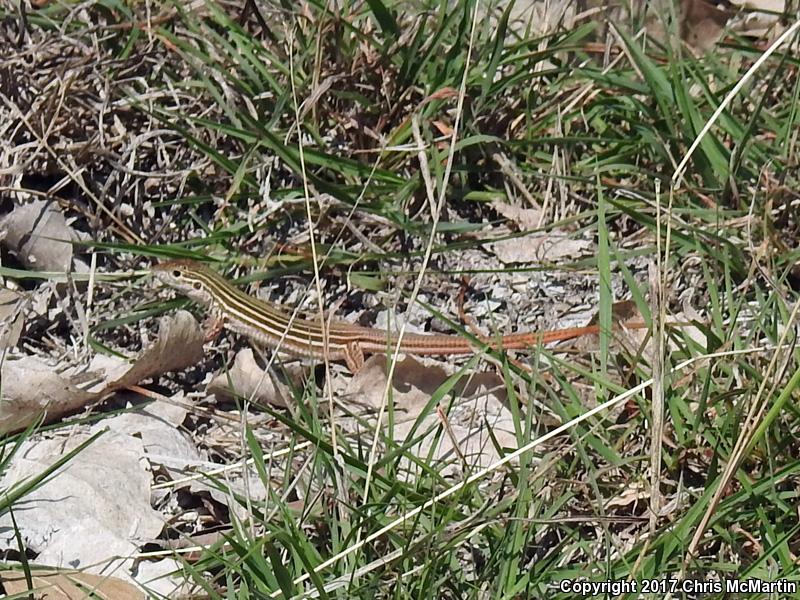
[{"left": 152, "top": 259, "right": 218, "bottom": 306}]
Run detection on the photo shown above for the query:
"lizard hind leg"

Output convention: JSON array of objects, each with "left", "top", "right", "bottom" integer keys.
[{"left": 344, "top": 342, "right": 365, "bottom": 374}]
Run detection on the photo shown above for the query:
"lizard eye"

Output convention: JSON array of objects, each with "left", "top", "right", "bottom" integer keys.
[{"left": 192, "top": 281, "right": 202, "bottom": 291}]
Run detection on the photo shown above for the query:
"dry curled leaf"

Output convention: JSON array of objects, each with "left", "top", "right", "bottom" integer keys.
[
  {"left": 208, "top": 348, "right": 291, "bottom": 407},
  {"left": 0, "top": 288, "right": 25, "bottom": 351},
  {"left": 490, "top": 200, "right": 543, "bottom": 230},
  {"left": 730, "top": 0, "right": 785, "bottom": 37},
  {"left": 105, "top": 310, "right": 205, "bottom": 390},
  {"left": 0, "top": 200, "right": 76, "bottom": 272},
  {"left": 606, "top": 480, "right": 649, "bottom": 509},
  {"left": 492, "top": 233, "right": 592, "bottom": 264},
  {"left": 0, "top": 432, "right": 164, "bottom": 573},
  {"left": 420, "top": 86, "right": 459, "bottom": 105},
  {"left": 102, "top": 398, "right": 198, "bottom": 465},
  {"left": 0, "top": 355, "right": 96, "bottom": 434},
  {"left": 681, "top": 0, "right": 734, "bottom": 51},
  {"left": 0, "top": 311, "right": 206, "bottom": 434},
  {"left": 1, "top": 569, "right": 145, "bottom": 600},
  {"left": 345, "top": 355, "right": 518, "bottom": 476}
]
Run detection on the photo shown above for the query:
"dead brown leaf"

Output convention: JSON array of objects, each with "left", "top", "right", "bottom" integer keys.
[
  {"left": 730, "top": 0, "right": 785, "bottom": 37},
  {"left": 490, "top": 200, "right": 543, "bottom": 230},
  {"left": 1, "top": 569, "right": 145, "bottom": 600},
  {"left": 681, "top": 0, "right": 734, "bottom": 51},
  {"left": 345, "top": 355, "right": 518, "bottom": 476},
  {"left": 432, "top": 120, "right": 454, "bottom": 136},
  {"left": 0, "top": 432, "right": 164, "bottom": 574},
  {"left": 208, "top": 348, "right": 292, "bottom": 407},
  {"left": 420, "top": 86, "right": 459, "bottom": 105},
  {"left": 491, "top": 233, "right": 592, "bottom": 264},
  {"left": 0, "top": 288, "right": 25, "bottom": 351},
  {"left": 0, "top": 355, "right": 96, "bottom": 434},
  {"left": 103, "top": 398, "right": 198, "bottom": 463},
  {"left": 105, "top": 310, "right": 205, "bottom": 390},
  {"left": 0, "top": 310, "right": 206, "bottom": 434},
  {"left": 606, "top": 481, "right": 649, "bottom": 509},
  {"left": 0, "top": 200, "right": 76, "bottom": 272}
]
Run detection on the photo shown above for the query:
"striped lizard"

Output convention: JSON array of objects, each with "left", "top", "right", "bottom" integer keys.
[{"left": 153, "top": 259, "right": 650, "bottom": 373}]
